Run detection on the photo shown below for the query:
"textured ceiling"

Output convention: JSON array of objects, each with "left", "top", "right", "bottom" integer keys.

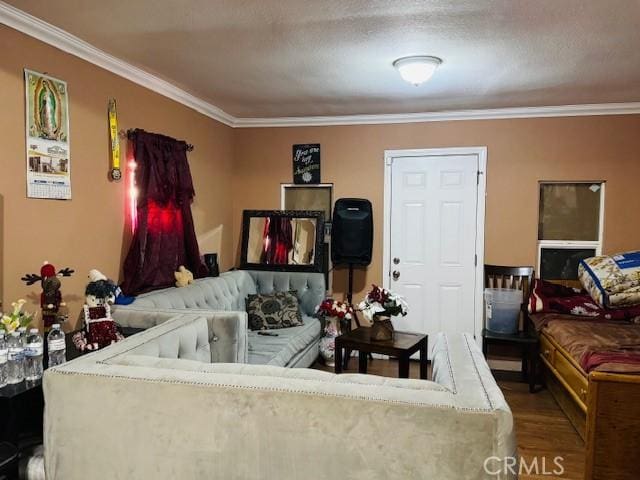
[{"left": 6, "top": 0, "right": 640, "bottom": 118}]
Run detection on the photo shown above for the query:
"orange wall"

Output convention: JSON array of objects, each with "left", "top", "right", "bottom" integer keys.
[
  {"left": 232, "top": 116, "right": 640, "bottom": 299},
  {"left": 0, "top": 25, "right": 235, "bottom": 328},
  {"left": 3, "top": 23, "right": 640, "bottom": 327}
]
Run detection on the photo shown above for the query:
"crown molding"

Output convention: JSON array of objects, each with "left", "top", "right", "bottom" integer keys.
[
  {"left": 3, "top": 1, "right": 640, "bottom": 129},
  {"left": 0, "top": 1, "right": 235, "bottom": 126},
  {"left": 233, "top": 102, "right": 640, "bottom": 128}
]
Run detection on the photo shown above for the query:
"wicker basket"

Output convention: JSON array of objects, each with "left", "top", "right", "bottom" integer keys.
[{"left": 370, "top": 315, "right": 394, "bottom": 341}]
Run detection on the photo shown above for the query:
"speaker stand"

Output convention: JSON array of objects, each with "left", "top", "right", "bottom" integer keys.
[
  {"left": 342, "top": 263, "right": 372, "bottom": 370},
  {"left": 346, "top": 264, "right": 361, "bottom": 327}
]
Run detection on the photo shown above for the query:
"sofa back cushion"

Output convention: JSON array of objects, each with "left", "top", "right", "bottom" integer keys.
[
  {"left": 126, "top": 270, "right": 325, "bottom": 317},
  {"left": 123, "top": 316, "right": 212, "bottom": 363},
  {"left": 131, "top": 271, "right": 257, "bottom": 311},
  {"left": 106, "top": 311, "right": 248, "bottom": 364},
  {"left": 248, "top": 271, "right": 325, "bottom": 317}
]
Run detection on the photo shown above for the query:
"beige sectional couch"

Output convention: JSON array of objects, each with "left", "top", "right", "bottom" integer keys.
[{"left": 43, "top": 309, "right": 516, "bottom": 480}]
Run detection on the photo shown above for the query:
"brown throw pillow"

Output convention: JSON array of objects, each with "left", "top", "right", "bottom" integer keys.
[{"left": 246, "top": 291, "right": 304, "bottom": 330}]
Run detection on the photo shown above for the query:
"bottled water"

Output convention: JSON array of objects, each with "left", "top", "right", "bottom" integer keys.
[
  {"left": 47, "top": 324, "right": 66, "bottom": 367},
  {"left": 18, "top": 326, "right": 27, "bottom": 379},
  {"left": 0, "top": 330, "right": 8, "bottom": 388},
  {"left": 25, "top": 328, "right": 44, "bottom": 381},
  {"left": 7, "top": 331, "right": 25, "bottom": 384}
]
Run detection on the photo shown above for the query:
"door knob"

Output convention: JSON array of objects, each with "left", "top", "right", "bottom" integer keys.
[
  {"left": 392, "top": 270, "right": 400, "bottom": 280},
  {"left": 393, "top": 257, "right": 400, "bottom": 265}
]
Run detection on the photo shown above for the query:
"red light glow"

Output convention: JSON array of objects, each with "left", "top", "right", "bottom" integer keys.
[
  {"left": 147, "top": 201, "right": 183, "bottom": 234},
  {"left": 127, "top": 146, "right": 138, "bottom": 233}
]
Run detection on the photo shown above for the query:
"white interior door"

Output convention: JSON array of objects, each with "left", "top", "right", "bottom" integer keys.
[{"left": 384, "top": 148, "right": 485, "bottom": 347}]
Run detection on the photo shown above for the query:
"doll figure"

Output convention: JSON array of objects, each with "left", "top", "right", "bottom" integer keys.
[{"left": 73, "top": 270, "right": 123, "bottom": 351}]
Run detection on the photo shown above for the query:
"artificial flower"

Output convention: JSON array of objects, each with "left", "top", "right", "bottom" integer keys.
[
  {"left": 1, "top": 299, "right": 34, "bottom": 334},
  {"left": 359, "top": 284, "right": 409, "bottom": 321},
  {"left": 316, "top": 299, "right": 355, "bottom": 320}
]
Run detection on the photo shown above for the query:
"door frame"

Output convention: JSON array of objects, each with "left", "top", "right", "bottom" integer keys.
[{"left": 382, "top": 147, "right": 488, "bottom": 344}]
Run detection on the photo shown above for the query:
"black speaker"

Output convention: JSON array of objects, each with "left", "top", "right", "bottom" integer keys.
[
  {"left": 331, "top": 198, "right": 373, "bottom": 266},
  {"left": 203, "top": 253, "right": 220, "bottom": 277}
]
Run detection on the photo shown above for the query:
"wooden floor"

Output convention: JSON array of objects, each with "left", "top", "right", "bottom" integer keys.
[{"left": 314, "top": 358, "right": 585, "bottom": 480}]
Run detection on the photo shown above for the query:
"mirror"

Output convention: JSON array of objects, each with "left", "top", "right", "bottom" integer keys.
[{"left": 240, "top": 210, "right": 324, "bottom": 272}]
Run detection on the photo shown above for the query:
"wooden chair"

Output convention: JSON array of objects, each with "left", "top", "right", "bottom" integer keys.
[{"left": 482, "top": 265, "right": 539, "bottom": 392}]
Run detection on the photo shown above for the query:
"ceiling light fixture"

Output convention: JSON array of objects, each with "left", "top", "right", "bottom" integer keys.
[{"left": 393, "top": 56, "right": 442, "bottom": 86}]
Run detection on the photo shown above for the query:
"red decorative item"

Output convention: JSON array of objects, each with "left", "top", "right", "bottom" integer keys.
[
  {"left": 316, "top": 299, "right": 354, "bottom": 320},
  {"left": 120, "top": 129, "right": 207, "bottom": 296},
  {"left": 87, "top": 320, "right": 119, "bottom": 347}
]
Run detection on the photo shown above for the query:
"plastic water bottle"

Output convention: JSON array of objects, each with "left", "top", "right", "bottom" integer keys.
[
  {"left": 8, "top": 331, "right": 25, "bottom": 384},
  {"left": 18, "top": 326, "right": 27, "bottom": 379},
  {"left": 0, "top": 330, "right": 8, "bottom": 388},
  {"left": 47, "top": 324, "right": 66, "bottom": 367},
  {"left": 25, "top": 328, "right": 44, "bottom": 381}
]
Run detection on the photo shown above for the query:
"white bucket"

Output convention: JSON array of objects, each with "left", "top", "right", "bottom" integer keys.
[{"left": 484, "top": 288, "right": 521, "bottom": 334}]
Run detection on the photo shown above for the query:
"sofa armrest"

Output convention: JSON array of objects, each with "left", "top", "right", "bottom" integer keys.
[{"left": 112, "top": 307, "right": 249, "bottom": 364}]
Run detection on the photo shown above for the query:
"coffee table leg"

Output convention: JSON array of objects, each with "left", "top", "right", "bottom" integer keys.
[
  {"left": 420, "top": 339, "right": 428, "bottom": 380},
  {"left": 358, "top": 351, "right": 368, "bottom": 374},
  {"left": 335, "top": 344, "right": 343, "bottom": 374},
  {"left": 399, "top": 355, "right": 410, "bottom": 378},
  {"left": 343, "top": 348, "right": 351, "bottom": 370}
]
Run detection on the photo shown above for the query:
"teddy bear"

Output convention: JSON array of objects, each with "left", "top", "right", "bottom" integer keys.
[{"left": 175, "top": 265, "right": 194, "bottom": 288}]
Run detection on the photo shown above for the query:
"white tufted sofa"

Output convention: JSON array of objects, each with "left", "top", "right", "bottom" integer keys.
[
  {"left": 113, "top": 270, "right": 326, "bottom": 368},
  {"left": 43, "top": 323, "right": 516, "bottom": 480}
]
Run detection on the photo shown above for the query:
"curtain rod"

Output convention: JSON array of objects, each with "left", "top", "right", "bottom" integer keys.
[{"left": 118, "top": 129, "right": 195, "bottom": 152}]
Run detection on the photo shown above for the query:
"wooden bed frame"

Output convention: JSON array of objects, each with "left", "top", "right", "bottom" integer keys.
[{"left": 539, "top": 331, "right": 640, "bottom": 480}]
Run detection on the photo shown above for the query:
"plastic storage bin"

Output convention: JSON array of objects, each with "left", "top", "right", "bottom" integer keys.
[{"left": 484, "top": 288, "right": 521, "bottom": 334}]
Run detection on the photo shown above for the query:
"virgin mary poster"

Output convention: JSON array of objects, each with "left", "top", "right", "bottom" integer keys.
[{"left": 25, "top": 69, "right": 71, "bottom": 199}]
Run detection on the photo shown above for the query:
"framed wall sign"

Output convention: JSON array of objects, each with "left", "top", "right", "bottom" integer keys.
[
  {"left": 25, "top": 69, "right": 71, "bottom": 199},
  {"left": 292, "top": 144, "right": 320, "bottom": 184}
]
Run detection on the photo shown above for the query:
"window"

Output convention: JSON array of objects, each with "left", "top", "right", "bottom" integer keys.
[
  {"left": 281, "top": 184, "right": 333, "bottom": 222},
  {"left": 537, "top": 182, "right": 604, "bottom": 282}
]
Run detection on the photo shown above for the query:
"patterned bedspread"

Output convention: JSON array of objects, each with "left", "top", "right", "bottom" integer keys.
[
  {"left": 528, "top": 279, "right": 640, "bottom": 373},
  {"left": 541, "top": 318, "right": 640, "bottom": 374}
]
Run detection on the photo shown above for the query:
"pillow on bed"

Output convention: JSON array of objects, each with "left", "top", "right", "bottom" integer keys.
[
  {"left": 579, "top": 252, "right": 640, "bottom": 308},
  {"left": 529, "top": 279, "right": 640, "bottom": 322},
  {"left": 246, "top": 291, "right": 304, "bottom": 330}
]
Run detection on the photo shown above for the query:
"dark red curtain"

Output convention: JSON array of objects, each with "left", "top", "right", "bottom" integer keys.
[
  {"left": 261, "top": 216, "right": 293, "bottom": 264},
  {"left": 121, "top": 129, "right": 206, "bottom": 295}
]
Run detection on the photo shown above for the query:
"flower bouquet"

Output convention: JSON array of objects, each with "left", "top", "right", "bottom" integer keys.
[
  {"left": 317, "top": 299, "right": 354, "bottom": 322},
  {"left": 315, "top": 299, "right": 354, "bottom": 366},
  {"left": 1, "top": 299, "right": 34, "bottom": 334},
  {"left": 359, "top": 285, "right": 408, "bottom": 341}
]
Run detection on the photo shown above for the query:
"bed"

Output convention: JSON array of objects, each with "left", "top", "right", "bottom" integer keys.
[{"left": 532, "top": 313, "right": 640, "bottom": 480}]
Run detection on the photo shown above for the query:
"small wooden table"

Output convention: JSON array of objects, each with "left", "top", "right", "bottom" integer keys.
[{"left": 334, "top": 327, "right": 428, "bottom": 379}]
